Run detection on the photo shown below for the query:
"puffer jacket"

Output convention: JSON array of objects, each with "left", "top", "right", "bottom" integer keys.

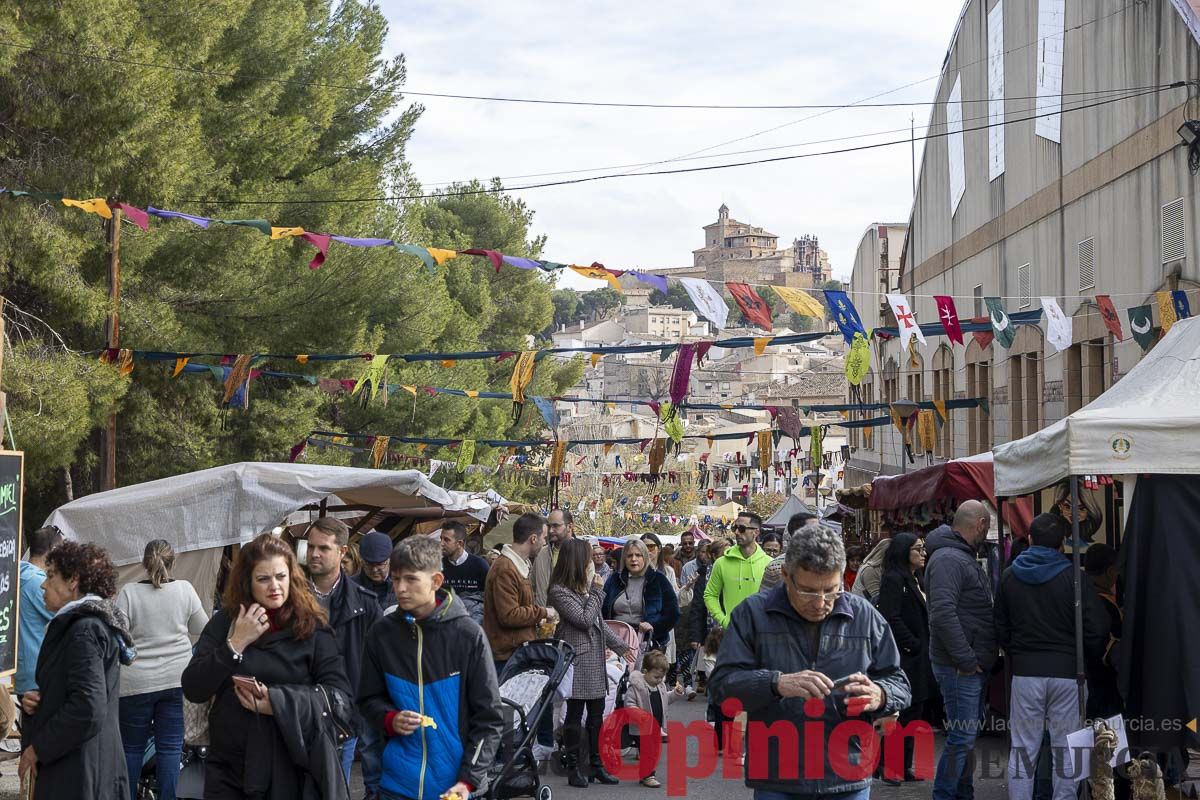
[
  {"left": 924, "top": 525, "right": 997, "bottom": 673},
  {"left": 601, "top": 568, "right": 679, "bottom": 649},
  {"left": 709, "top": 586, "right": 911, "bottom": 795},
  {"left": 357, "top": 589, "right": 503, "bottom": 800}
]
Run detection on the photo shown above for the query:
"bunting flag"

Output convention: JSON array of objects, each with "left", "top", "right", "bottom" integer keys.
[
  {"left": 773, "top": 286, "right": 825, "bottom": 319},
  {"left": 271, "top": 226, "right": 305, "bottom": 239},
  {"left": 172, "top": 357, "right": 190, "bottom": 378},
  {"left": 509, "top": 350, "right": 538, "bottom": 422},
  {"left": 824, "top": 290, "right": 865, "bottom": 344},
  {"left": 222, "top": 355, "right": 253, "bottom": 404},
  {"left": 933, "top": 399, "right": 948, "bottom": 423},
  {"left": 753, "top": 337, "right": 771, "bottom": 356},
  {"left": 776, "top": 407, "right": 803, "bottom": 441},
  {"left": 62, "top": 197, "right": 112, "bottom": 219},
  {"left": 984, "top": 297, "right": 1015, "bottom": 348},
  {"left": 680, "top": 278, "right": 729, "bottom": 329},
  {"left": 332, "top": 236, "right": 393, "bottom": 248},
  {"left": 649, "top": 438, "right": 667, "bottom": 475},
  {"left": 809, "top": 426, "right": 824, "bottom": 472},
  {"left": 117, "top": 203, "right": 149, "bottom": 231},
  {"left": 590, "top": 352, "right": 602, "bottom": 368},
  {"left": 1157, "top": 291, "right": 1178, "bottom": 334},
  {"left": 970, "top": 317, "right": 995, "bottom": 349},
  {"left": 863, "top": 424, "right": 873, "bottom": 449},
  {"left": 219, "top": 219, "right": 272, "bottom": 236},
  {"left": 569, "top": 264, "right": 622, "bottom": 292},
  {"left": 353, "top": 354, "right": 391, "bottom": 405},
  {"left": 603, "top": 443, "right": 613, "bottom": 457},
  {"left": 461, "top": 248, "right": 504, "bottom": 270},
  {"left": 694, "top": 340, "right": 714, "bottom": 365},
  {"left": 456, "top": 439, "right": 476, "bottom": 473},
  {"left": 1127, "top": 305, "right": 1155, "bottom": 351},
  {"left": 1041, "top": 298, "right": 1072, "bottom": 352},
  {"left": 371, "top": 436, "right": 390, "bottom": 469},
  {"left": 117, "top": 348, "right": 134, "bottom": 376},
  {"left": 501, "top": 255, "right": 541, "bottom": 270},
  {"left": 726, "top": 282, "right": 773, "bottom": 331},
  {"left": 845, "top": 332, "right": 870, "bottom": 385},
  {"left": 661, "top": 403, "right": 684, "bottom": 445},
  {"left": 669, "top": 343, "right": 696, "bottom": 406},
  {"left": 532, "top": 396, "right": 560, "bottom": 430},
  {"left": 1095, "top": 295, "right": 1124, "bottom": 341},
  {"left": 395, "top": 244, "right": 439, "bottom": 273},
  {"left": 758, "top": 431, "right": 773, "bottom": 471},
  {"left": 289, "top": 440, "right": 308, "bottom": 463},
  {"left": 628, "top": 271, "right": 668, "bottom": 293},
  {"left": 934, "top": 296, "right": 964, "bottom": 345},
  {"left": 441, "top": 359, "right": 456, "bottom": 368},
  {"left": 886, "top": 293, "right": 926, "bottom": 349},
  {"left": 1173, "top": 289, "right": 1192, "bottom": 320},
  {"left": 301, "top": 233, "right": 332, "bottom": 269},
  {"left": 917, "top": 410, "right": 937, "bottom": 453}
]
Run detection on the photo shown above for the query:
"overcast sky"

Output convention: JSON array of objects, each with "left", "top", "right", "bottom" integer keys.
[{"left": 383, "top": 1, "right": 968, "bottom": 290}]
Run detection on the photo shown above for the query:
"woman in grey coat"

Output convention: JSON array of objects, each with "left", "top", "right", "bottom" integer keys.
[{"left": 549, "top": 538, "right": 635, "bottom": 789}]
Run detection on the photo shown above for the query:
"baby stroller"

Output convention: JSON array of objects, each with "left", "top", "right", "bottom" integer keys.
[{"left": 488, "top": 639, "right": 575, "bottom": 800}]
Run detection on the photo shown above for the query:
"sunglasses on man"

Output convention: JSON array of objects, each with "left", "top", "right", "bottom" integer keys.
[{"left": 732, "top": 524, "right": 759, "bottom": 533}]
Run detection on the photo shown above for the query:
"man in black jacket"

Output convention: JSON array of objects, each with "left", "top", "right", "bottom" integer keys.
[
  {"left": 925, "top": 500, "right": 996, "bottom": 800},
  {"left": 353, "top": 531, "right": 396, "bottom": 611},
  {"left": 306, "top": 518, "right": 383, "bottom": 789},
  {"left": 995, "top": 513, "right": 1109, "bottom": 800}
]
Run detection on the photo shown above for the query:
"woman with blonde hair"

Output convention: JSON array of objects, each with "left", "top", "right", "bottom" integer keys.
[
  {"left": 117, "top": 539, "right": 209, "bottom": 800},
  {"left": 601, "top": 537, "right": 679, "bottom": 653},
  {"left": 182, "top": 534, "right": 352, "bottom": 799}
]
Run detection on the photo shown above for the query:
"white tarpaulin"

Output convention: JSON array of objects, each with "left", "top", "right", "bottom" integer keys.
[
  {"left": 45, "top": 462, "right": 501, "bottom": 567},
  {"left": 995, "top": 317, "right": 1200, "bottom": 496}
]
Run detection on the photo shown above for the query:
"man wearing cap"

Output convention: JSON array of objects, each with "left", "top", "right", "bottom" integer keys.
[{"left": 353, "top": 530, "right": 396, "bottom": 612}]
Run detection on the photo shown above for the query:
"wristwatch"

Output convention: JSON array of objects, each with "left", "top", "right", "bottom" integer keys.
[{"left": 770, "top": 671, "right": 782, "bottom": 698}]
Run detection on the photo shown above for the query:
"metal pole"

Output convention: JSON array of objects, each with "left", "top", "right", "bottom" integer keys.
[
  {"left": 1069, "top": 475, "right": 1086, "bottom": 726},
  {"left": 99, "top": 203, "right": 122, "bottom": 491}
]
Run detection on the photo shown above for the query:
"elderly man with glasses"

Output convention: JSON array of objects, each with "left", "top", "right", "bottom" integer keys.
[{"left": 710, "top": 525, "right": 911, "bottom": 800}]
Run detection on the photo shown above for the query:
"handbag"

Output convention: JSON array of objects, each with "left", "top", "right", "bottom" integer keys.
[{"left": 183, "top": 698, "right": 212, "bottom": 746}]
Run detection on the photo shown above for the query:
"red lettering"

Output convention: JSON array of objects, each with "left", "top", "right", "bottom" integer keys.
[
  {"left": 828, "top": 720, "right": 876, "bottom": 782},
  {"left": 719, "top": 698, "right": 744, "bottom": 779},
  {"left": 747, "top": 720, "right": 800, "bottom": 780},
  {"left": 664, "top": 720, "right": 718, "bottom": 796},
  {"left": 598, "top": 707, "right": 660, "bottom": 780},
  {"left": 883, "top": 719, "right": 936, "bottom": 780}
]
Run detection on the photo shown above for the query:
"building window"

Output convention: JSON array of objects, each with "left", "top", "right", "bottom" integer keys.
[
  {"left": 966, "top": 342, "right": 992, "bottom": 453},
  {"left": 973, "top": 285, "right": 984, "bottom": 319},
  {"left": 1065, "top": 337, "right": 1111, "bottom": 414},
  {"left": 933, "top": 346, "right": 954, "bottom": 458},
  {"left": 1078, "top": 237, "right": 1095, "bottom": 292},
  {"left": 1018, "top": 263, "right": 1032, "bottom": 308},
  {"left": 1162, "top": 197, "right": 1186, "bottom": 264},
  {"left": 1008, "top": 328, "right": 1043, "bottom": 440}
]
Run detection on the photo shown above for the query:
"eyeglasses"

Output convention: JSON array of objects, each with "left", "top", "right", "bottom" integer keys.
[
  {"left": 788, "top": 584, "right": 844, "bottom": 604},
  {"left": 732, "top": 525, "right": 759, "bottom": 533},
  {"left": 644, "top": 543, "right": 659, "bottom": 550}
]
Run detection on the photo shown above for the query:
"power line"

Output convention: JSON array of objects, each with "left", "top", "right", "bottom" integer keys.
[{"left": 173, "top": 84, "right": 1177, "bottom": 205}]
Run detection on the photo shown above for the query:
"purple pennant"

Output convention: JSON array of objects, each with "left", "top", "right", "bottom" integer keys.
[
  {"left": 502, "top": 255, "right": 541, "bottom": 270},
  {"left": 147, "top": 207, "right": 212, "bottom": 228},
  {"left": 330, "top": 236, "right": 393, "bottom": 247},
  {"left": 669, "top": 343, "right": 696, "bottom": 406},
  {"left": 629, "top": 271, "right": 668, "bottom": 294}
]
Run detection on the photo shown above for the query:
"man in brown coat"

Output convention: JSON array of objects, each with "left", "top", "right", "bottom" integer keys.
[{"left": 483, "top": 512, "right": 555, "bottom": 673}]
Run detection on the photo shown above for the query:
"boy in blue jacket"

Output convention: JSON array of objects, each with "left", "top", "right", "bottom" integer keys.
[{"left": 358, "top": 536, "right": 503, "bottom": 800}]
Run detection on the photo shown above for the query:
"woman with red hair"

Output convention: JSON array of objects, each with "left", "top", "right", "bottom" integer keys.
[{"left": 183, "top": 533, "right": 352, "bottom": 799}]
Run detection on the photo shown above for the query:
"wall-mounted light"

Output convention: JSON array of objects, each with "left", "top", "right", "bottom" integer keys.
[{"left": 1178, "top": 120, "right": 1200, "bottom": 174}]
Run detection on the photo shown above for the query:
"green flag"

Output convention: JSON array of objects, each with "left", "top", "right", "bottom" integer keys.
[
  {"left": 1127, "top": 304, "right": 1156, "bottom": 351},
  {"left": 984, "top": 297, "right": 1015, "bottom": 348}
]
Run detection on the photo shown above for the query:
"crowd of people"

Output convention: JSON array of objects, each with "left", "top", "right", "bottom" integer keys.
[{"left": 9, "top": 489, "right": 1132, "bottom": 800}]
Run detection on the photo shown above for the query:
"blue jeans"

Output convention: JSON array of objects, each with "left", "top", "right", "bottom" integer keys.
[
  {"left": 754, "top": 788, "right": 870, "bottom": 800},
  {"left": 360, "top": 722, "right": 383, "bottom": 794},
  {"left": 931, "top": 663, "right": 988, "bottom": 800},
  {"left": 119, "top": 687, "right": 185, "bottom": 800},
  {"left": 340, "top": 735, "right": 357, "bottom": 784}
]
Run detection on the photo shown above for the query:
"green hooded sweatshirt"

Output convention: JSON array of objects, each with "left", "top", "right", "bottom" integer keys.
[{"left": 703, "top": 543, "right": 773, "bottom": 627}]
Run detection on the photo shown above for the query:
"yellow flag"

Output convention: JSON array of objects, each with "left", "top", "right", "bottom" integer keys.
[
  {"left": 441, "top": 359, "right": 457, "bottom": 368},
  {"left": 917, "top": 411, "right": 937, "bottom": 453},
  {"left": 758, "top": 431, "right": 773, "bottom": 471},
  {"left": 773, "top": 286, "right": 825, "bottom": 318},
  {"left": 118, "top": 348, "right": 134, "bottom": 376},
  {"left": 845, "top": 332, "right": 869, "bottom": 385},
  {"left": 465, "top": 390, "right": 479, "bottom": 398},
  {"left": 402, "top": 385, "right": 417, "bottom": 396},
  {"left": 590, "top": 352, "right": 603, "bottom": 368},
  {"left": 296, "top": 354, "right": 309, "bottom": 364},
  {"left": 864, "top": 425, "right": 873, "bottom": 448},
  {"left": 840, "top": 410, "right": 849, "bottom": 420},
  {"left": 270, "top": 226, "right": 305, "bottom": 239},
  {"left": 172, "top": 357, "right": 190, "bottom": 378},
  {"left": 428, "top": 248, "right": 458, "bottom": 266},
  {"left": 753, "top": 337, "right": 771, "bottom": 356},
  {"left": 62, "top": 197, "right": 112, "bottom": 220},
  {"left": 416, "top": 443, "right": 428, "bottom": 454},
  {"left": 569, "top": 265, "right": 623, "bottom": 293},
  {"left": 933, "top": 399, "right": 948, "bottom": 422},
  {"left": 371, "top": 436, "right": 390, "bottom": 468},
  {"left": 603, "top": 443, "right": 613, "bottom": 457},
  {"left": 1158, "top": 291, "right": 1178, "bottom": 333}
]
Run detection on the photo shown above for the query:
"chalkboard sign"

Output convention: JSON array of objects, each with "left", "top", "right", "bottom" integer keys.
[{"left": 0, "top": 451, "right": 23, "bottom": 678}]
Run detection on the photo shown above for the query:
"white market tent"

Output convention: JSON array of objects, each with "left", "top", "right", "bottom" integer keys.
[
  {"left": 44, "top": 462, "right": 504, "bottom": 604},
  {"left": 994, "top": 316, "right": 1200, "bottom": 497}
]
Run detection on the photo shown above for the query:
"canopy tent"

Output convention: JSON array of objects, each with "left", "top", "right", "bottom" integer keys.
[
  {"left": 696, "top": 501, "right": 744, "bottom": 520},
  {"left": 995, "top": 316, "right": 1200, "bottom": 496},
  {"left": 46, "top": 462, "right": 505, "bottom": 606},
  {"left": 762, "top": 493, "right": 816, "bottom": 533},
  {"left": 869, "top": 452, "right": 1032, "bottom": 536}
]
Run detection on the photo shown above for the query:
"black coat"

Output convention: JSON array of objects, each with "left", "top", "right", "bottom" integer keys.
[
  {"left": 323, "top": 574, "right": 381, "bottom": 700},
  {"left": 182, "top": 610, "right": 352, "bottom": 800},
  {"left": 25, "top": 599, "right": 134, "bottom": 800},
  {"left": 601, "top": 568, "right": 679, "bottom": 649},
  {"left": 877, "top": 568, "right": 935, "bottom": 704}
]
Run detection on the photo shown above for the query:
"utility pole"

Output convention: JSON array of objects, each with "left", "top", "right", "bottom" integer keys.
[{"left": 98, "top": 200, "right": 121, "bottom": 492}]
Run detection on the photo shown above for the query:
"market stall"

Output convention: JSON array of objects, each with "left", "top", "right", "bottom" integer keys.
[
  {"left": 45, "top": 461, "right": 506, "bottom": 608},
  {"left": 762, "top": 493, "right": 817, "bottom": 536},
  {"left": 994, "top": 316, "right": 1200, "bottom": 749}
]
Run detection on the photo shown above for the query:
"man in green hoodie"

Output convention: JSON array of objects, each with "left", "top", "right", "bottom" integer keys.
[{"left": 704, "top": 512, "right": 772, "bottom": 629}]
